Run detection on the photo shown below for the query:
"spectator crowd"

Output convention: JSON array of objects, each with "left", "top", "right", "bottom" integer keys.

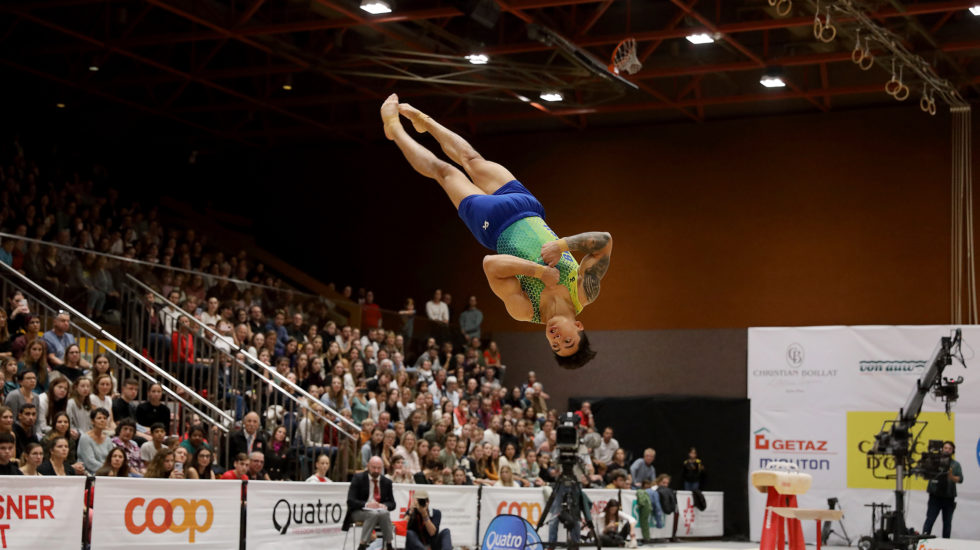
[{"left": 0, "top": 136, "right": 707, "bottom": 549}]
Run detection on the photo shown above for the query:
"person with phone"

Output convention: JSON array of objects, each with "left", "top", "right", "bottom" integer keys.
[{"left": 405, "top": 489, "right": 453, "bottom": 550}]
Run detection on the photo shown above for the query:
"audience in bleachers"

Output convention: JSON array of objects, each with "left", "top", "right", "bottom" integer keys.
[{"left": 0, "top": 136, "right": 669, "bottom": 506}]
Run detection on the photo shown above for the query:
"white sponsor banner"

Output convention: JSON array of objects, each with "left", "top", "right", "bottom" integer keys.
[
  {"left": 0, "top": 476, "right": 85, "bottom": 550},
  {"left": 91, "top": 477, "right": 242, "bottom": 549},
  {"left": 748, "top": 326, "right": 980, "bottom": 543},
  {"left": 621, "top": 490, "right": 723, "bottom": 539},
  {"left": 245, "top": 481, "right": 348, "bottom": 550},
  {"left": 674, "top": 491, "right": 724, "bottom": 537},
  {"left": 479, "top": 486, "right": 549, "bottom": 540},
  {"left": 915, "top": 539, "right": 980, "bottom": 550},
  {"left": 390, "top": 483, "right": 479, "bottom": 547}
]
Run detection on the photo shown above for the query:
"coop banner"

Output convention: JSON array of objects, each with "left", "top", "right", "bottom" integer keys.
[
  {"left": 0, "top": 476, "right": 85, "bottom": 550},
  {"left": 748, "top": 326, "right": 979, "bottom": 542},
  {"left": 91, "top": 477, "right": 242, "bottom": 549}
]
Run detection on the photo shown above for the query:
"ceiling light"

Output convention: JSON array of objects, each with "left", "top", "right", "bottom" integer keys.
[
  {"left": 686, "top": 33, "right": 715, "bottom": 45},
  {"left": 56, "top": 103, "right": 66, "bottom": 109},
  {"left": 282, "top": 75, "right": 293, "bottom": 91},
  {"left": 88, "top": 64, "right": 99, "bottom": 72},
  {"left": 360, "top": 0, "right": 392, "bottom": 14},
  {"left": 760, "top": 67, "right": 786, "bottom": 88},
  {"left": 465, "top": 53, "right": 489, "bottom": 65},
  {"left": 539, "top": 91, "right": 563, "bottom": 102},
  {"left": 516, "top": 95, "right": 530, "bottom": 102},
  {"left": 969, "top": 5, "right": 980, "bottom": 15}
]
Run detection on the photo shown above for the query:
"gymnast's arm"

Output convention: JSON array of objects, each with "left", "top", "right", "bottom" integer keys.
[
  {"left": 542, "top": 232, "right": 612, "bottom": 304},
  {"left": 483, "top": 255, "right": 555, "bottom": 321}
]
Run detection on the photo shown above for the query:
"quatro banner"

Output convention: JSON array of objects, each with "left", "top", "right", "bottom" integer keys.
[
  {"left": 245, "top": 481, "right": 348, "bottom": 550},
  {"left": 0, "top": 476, "right": 85, "bottom": 550},
  {"left": 91, "top": 477, "right": 242, "bottom": 549}
]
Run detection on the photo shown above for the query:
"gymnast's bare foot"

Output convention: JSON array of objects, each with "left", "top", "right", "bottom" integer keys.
[
  {"left": 398, "top": 103, "right": 430, "bottom": 134},
  {"left": 381, "top": 93, "right": 401, "bottom": 140}
]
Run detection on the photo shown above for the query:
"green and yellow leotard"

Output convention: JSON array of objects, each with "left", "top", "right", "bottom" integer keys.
[{"left": 495, "top": 216, "right": 583, "bottom": 324}]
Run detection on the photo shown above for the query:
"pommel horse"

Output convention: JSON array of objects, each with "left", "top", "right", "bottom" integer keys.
[{"left": 752, "top": 463, "right": 842, "bottom": 550}]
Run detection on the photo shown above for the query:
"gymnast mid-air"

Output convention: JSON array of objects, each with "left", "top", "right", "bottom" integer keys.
[{"left": 381, "top": 94, "right": 612, "bottom": 369}]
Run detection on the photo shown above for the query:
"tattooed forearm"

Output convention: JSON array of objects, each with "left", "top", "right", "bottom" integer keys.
[
  {"left": 582, "top": 256, "right": 609, "bottom": 302},
  {"left": 564, "top": 232, "right": 611, "bottom": 254}
]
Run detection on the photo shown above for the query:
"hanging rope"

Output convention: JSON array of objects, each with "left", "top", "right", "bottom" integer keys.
[{"left": 951, "top": 106, "right": 975, "bottom": 324}]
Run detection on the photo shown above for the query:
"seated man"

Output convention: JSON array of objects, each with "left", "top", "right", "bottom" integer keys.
[
  {"left": 344, "top": 456, "right": 396, "bottom": 550},
  {"left": 405, "top": 489, "right": 453, "bottom": 550}
]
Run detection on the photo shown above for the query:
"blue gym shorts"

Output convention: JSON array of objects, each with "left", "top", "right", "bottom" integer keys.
[{"left": 457, "top": 180, "right": 547, "bottom": 250}]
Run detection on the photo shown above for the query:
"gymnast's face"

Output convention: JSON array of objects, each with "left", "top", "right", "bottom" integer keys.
[{"left": 546, "top": 316, "right": 583, "bottom": 356}]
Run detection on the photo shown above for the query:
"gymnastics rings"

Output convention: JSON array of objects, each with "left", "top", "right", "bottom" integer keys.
[
  {"left": 813, "top": 3, "right": 836, "bottom": 43},
  {"left": 885, "top": 60, "right": 909, "bottom": 101},
  {"left": 851, "top": 31, "right": 874, "bottom": 71},
  {"left": 920, "top": 86, "right": 937, "bottom": 116},
  {"left": 768, "top": 0, "right": 793, "bottom": 17}
]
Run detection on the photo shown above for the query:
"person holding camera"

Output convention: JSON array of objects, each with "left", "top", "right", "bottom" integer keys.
[
  {"left": 406, "top": 489, "right": 453, "bottom": 550},
  {"left": 922, "top": 440, "right": 963, "bottom": 539}
]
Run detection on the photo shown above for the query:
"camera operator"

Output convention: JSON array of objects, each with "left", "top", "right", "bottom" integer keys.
[
  {"left": 922, "top": 440, "right": 963, "bottom": 539},
  {"left": 406, "top": 489, "right": 453, "bottom": 550},
  {"left": 545, "top": 414, "right": 594, "bottom": 547}
]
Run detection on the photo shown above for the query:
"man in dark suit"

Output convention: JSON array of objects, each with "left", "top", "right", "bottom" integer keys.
[
  {"left": 228, "top": 411, "right": 266, "bottom": 461},
  {"left": 344, "top": 456, "right": 395, "bottom": 550}
]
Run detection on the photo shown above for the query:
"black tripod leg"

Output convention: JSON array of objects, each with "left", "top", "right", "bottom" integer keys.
[
  {"left": 537, "top": 483, "right": 560, "bottom": 549},
  {"left": 577, "top": 490, "right": 600, "bottom": 550}
]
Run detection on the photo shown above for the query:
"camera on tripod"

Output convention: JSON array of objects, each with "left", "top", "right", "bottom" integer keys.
[{"left": 555, "top": 412, "right": 583, "bottom": 470}]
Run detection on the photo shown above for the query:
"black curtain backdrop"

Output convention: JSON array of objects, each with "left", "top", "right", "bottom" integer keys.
[{"left": 568, "top": 395, "right": 750, "bottom": 539}]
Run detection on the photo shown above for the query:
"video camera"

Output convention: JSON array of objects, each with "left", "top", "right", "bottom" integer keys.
[
  {"left": 555, "top": 412, "right": 581, "bottom": 465},
  {"left": 914, "top": 440, "right": 952, "bottom": 478}
]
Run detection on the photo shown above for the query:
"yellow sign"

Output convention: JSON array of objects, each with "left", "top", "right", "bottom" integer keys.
[{"left": 846, "top": 411, "right": 954, "bottom": 490}]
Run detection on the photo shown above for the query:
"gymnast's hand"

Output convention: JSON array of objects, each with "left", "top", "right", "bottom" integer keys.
[
  {"left": 540, "top": 241, "right": 565, "bottom": 267},
  {"left": 540, "top": 266, "right": 560, "bottom": 288}
]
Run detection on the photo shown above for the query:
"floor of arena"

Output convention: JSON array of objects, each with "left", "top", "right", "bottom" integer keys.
[{"left": 634, "top": 542, "right": 849, "bottom": 549}]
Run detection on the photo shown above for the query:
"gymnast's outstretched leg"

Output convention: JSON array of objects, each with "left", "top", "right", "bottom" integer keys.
[
  {"left": 381, "top": 94, "right": 482, "bottom": 209},
  {"left": 397, "top": 102, "right": 515, "bottom": 195}
]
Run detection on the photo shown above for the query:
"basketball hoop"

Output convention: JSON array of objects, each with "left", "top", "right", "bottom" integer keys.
[{"left": 610, "top": 38, "right": 642, "bottom": 75}]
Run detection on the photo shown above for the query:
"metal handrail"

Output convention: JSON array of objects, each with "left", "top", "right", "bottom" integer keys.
[
  {"left": 0, "top": 261, "right": 235, "bottom": 426},
  {"left": 9, "top": 281, "right": 229, "bottom": 431},
  {"left": 0, "top": 231, "right": 318, "bottom": 297},
  {"left": 126, "top": 274, "right": 358, "bottom": 438}
]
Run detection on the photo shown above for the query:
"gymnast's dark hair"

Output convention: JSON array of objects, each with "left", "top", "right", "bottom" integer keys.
[{"left": 553, "top": 331, "right": 596, "bottom": 370}]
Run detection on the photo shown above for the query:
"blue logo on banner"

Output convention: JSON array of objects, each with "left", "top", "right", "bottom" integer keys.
[
  {"left": 481, "top": 514, "right": 543, "bottom": 550},
  {"left": 975, "top": 437, "right": 979, "bottom": 468}
]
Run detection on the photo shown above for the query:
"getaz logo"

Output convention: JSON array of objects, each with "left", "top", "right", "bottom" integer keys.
[
  {"left": 858, "top": 360, "right": 926, "bottom": 375},
  {"left": 754, "top": 427, "right": 829, "bottom": 452},
  {"left": 754, "top": 427, "right": 833, "bottom": 471}
]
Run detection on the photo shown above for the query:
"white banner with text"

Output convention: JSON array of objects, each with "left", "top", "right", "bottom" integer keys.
[
  {"left": 91, "top": 477, "right": 243, "bottom": 549},
  {"left": 748, "top": 326, "right": 980, "bottom": 542},
  {"left": 0, "top": 476, "right": 85, "bottom": 550},
  {"left": 245, "top": 481, "right": 348, "bottom": 550}
]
